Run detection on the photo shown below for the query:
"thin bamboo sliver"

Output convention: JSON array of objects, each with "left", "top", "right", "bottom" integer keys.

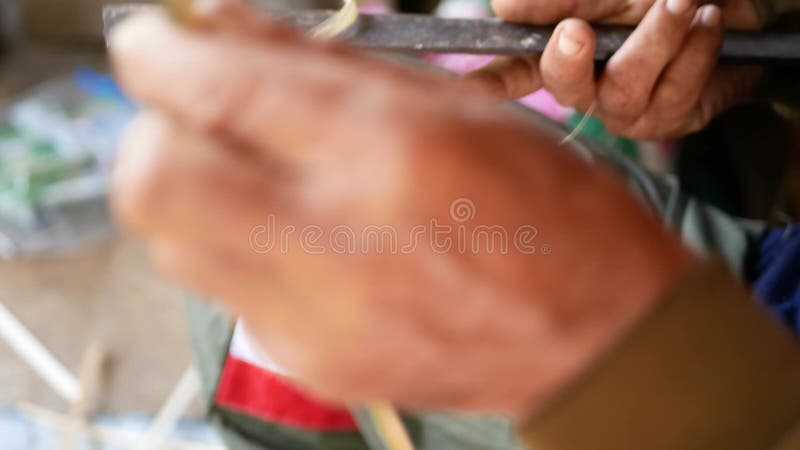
[{"left": 310, "top": 0, "right": 359, "bottom": 39}]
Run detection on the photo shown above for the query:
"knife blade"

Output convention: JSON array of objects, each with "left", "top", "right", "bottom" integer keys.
[{"left": 104, "top": 4, "right": 800, "bottom": 64}]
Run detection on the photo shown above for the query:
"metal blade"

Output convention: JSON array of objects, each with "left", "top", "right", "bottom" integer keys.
[{"left": 104, "top": 4, "right": 800, "bottom": 63}]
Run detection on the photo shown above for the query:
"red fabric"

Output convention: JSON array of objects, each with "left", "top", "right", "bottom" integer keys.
[{"left": 215, "top": 356, "right": 359, "bottom": 432}]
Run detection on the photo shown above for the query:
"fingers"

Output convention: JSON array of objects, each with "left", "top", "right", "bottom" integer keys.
[
  {"left": 492, "top": 0, "right": 759, "bottom": 28},
  {"left": 529, "top": 1, "right": 747, "bottom": 139},
  {"left": 458, "top": 56, "right": 543, "bottom": 99},
  {"left": 460, "top": 18, "right": 596, "bottom": 104},
  {"left": 649, "top": 5, "right": 723, "bottom": 120},
  {"left": 111, "top": 12, "right": 290, "bottom": 148},
  {"left": 540, "top": 19, "right": 597, "bottom": 110},
  {"left": 112, "top": 112, "right": 293, "bottom": 252},
  {"left": 597, "top": 0, "right": 698, "bottom": 120},
  {"left": 110, "top": 12, "right": 380, "bottom": 163},
  {"left": 491, "top": 0, "right": 629, "bottom": 24}
]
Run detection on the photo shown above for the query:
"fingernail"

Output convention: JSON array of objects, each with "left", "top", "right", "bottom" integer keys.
[
  {"left": 701, "top": 4, "right": 721, "bottom": 26},
  {"left": 558, "top": 24, "right": 584, "bottom": 56},
  {"left": 666, "top": 0, "right": 692, "bottom": 15}
]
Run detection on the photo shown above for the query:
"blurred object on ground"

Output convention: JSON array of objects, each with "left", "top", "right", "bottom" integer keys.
[
  {"left": 0, "top": 69, "right": 135, "bottom": 259},
  {"left": 1, "top": 406, "right": 223, "bottom": 450}
]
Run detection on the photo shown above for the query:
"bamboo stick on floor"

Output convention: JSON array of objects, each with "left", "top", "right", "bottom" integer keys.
[
  {"left": 20, "top": 402, "right": 224, "bottom": 450},
  {"left": 135, "top": 365, "right": 203, "bottom": 450},
  {"left": 59, "top": 340, "right": 105, "bottom": 450},
  {"left": 0, "top": 302, "right": 81, "bottom": 403}
]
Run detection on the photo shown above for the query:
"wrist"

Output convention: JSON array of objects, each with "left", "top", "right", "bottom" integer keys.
[
  {"left": 518, "top": 258, "right": 800, "bottom": 450},
  {"left": 504, "top": 165, "right": 701, "bottom": 417}
]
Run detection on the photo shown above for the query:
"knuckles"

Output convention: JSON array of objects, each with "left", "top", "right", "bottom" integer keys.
[
  {"left": 597, "top": 76, "right": 649, "bottom": 118},
  {"left": 651, "top": 83, "right": 697, "bottom": 116}
]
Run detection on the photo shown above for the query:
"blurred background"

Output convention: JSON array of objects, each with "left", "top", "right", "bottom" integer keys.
[
  {"left": 0, "top": 0, "right": 797, "bottom": 448},
  {"left": 0, "top": 0, "right": 219, "bottom": 447}
]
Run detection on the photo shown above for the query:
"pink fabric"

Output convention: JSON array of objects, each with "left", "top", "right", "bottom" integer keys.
[{"left": 360, "top": 2, "right": 391, "bottom": 14}]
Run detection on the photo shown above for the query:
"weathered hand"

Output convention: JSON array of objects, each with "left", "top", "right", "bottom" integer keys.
[
  {"left": 463, "top": 0, "right": 765, "bottom": 140},
  {"left": 110, "top": 7, "right": 696, "bottom": 416}
]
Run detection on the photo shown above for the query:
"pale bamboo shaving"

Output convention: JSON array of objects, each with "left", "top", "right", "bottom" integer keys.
[
  {"left": 310, "top": 0, "right": 359, "bottom": 39},
  {"left": 561, "top": 101, "right": 597, "bottom": 145},
  {"left": 59, "top": 341, "right": 105, "bottom": 450},
  {"left": 367, "top": 402, "right": 417, "bottom": 450}
]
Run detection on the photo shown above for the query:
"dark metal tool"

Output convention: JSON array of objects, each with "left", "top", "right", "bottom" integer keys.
[{"left": 104, "top": 4, "right": 800, "bottom": 64}]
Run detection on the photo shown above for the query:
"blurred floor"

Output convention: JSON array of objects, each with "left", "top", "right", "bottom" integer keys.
[
  {"left": 0, "top": 238, "right": 199, "bottom": 415},
  {"left": 0, "top": 406, "right": 223, "bottom": 449}
]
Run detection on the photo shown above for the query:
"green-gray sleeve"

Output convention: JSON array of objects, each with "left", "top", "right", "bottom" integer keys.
[{"left": 603, "top": 151, "right": 768, "bottom": 278}]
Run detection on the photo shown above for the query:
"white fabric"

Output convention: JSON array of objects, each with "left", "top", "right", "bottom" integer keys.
[{"left": 229, "top": 321, "right": 289, "bottom": 376}]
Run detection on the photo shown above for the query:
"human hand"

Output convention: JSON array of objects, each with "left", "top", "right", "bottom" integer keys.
[
  {"left": 110, "top": 7, "right": 696, "bottom": 416},
  {"left": 463, "top": 0, "right": 765, "bottom": 140}
]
